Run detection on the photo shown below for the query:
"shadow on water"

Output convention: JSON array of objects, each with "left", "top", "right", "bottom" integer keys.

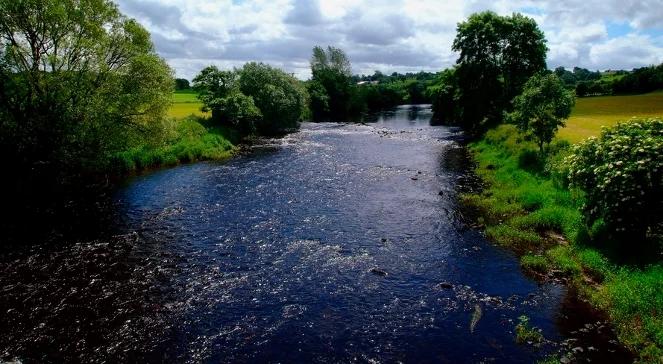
[{"left": 0, "top": 105, "right": 631, "bottom": 363}]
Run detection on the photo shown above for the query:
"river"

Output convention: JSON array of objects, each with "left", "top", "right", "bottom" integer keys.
[{"left": 0, "top": 105, "right": 630, "bottom": 363}]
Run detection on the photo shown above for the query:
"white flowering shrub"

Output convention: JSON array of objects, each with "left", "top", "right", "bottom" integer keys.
[{"left": 566, "top": 118, "right": 663, "bottom": 240}]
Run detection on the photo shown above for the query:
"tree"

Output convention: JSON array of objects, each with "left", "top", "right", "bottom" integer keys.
[
  {"left": 238, "top": 62, "right": 308, "bottom": 135},
  {"left": 192, "top": 66, "right": 239, "bottom": 122},
  {"left": 175, "top": 78, "right": 190, "bottom": 90},
  {"left": 510, "top": 73, "right": 575, "bottom": 153},
  {"left": 192, "top": 63, "right": 307, "bottom": 136},
  {"left": 309, "top": 46, "right": 355, "bottom": 120},
  {"left": 0, "top": 0, "right": 173, "bottom": 189},
  {"left": 448, "top": 12, "right": 548, "bottom": 135}
]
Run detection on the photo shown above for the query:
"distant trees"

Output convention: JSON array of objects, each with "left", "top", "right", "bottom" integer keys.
[
  {"left": 193, "top": 63, "right": 307, "bottom": 135},
  {"left": 0, "top": 0, "right": 173, "bottom": 189},
  {"left": 509, "top": 73, "right": 575, "bottom": 153},
  {"left": 612, "top": 63, "right": 663, "bottom": 94},
  {"left": 175, "top": 78, "right": 191, "bottom": 90},
  {"left": 431, "top": 11, "right": 548, "bottom": 135}
]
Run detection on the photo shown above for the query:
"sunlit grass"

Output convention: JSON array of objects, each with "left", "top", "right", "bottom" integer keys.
[
  {"left": 168, "top": 90, "right": 209, "bottom": 119},
  {"left": 560, "top": 91, "right": 663, "bottom": 143}
]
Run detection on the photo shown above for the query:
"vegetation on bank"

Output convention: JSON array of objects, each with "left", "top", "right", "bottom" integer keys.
[
  {"left": 462, "top": 123, "right": 662, "bottom": 362},
  {"left": 111, "top": 117, "right": 238, "bottom": 174}
]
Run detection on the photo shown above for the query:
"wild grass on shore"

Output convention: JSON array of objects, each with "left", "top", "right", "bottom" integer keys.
[
  {"left": 463, "top": 124, "right": 662, "bottom": 362},
  {"left": 112, "top": 117, "right": 238, "bottom": 173}
]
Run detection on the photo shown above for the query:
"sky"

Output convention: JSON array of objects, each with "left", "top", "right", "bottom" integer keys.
[{"left": 115, "top": 0, "right": 663, "bottom": 80}]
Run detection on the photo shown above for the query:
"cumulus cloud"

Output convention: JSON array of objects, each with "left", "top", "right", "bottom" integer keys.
[{"left": 115, "top": 0, "right": 663, "bottom": 79}]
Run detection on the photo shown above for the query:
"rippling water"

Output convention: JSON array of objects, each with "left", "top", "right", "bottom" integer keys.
[{"left": 0, "top": 106, "right": 630, "bottom": 363}]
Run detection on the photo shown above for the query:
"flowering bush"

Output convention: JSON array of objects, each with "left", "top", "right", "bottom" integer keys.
[{"left": 566, "top": 118, "right": 663, "bottom": 240}]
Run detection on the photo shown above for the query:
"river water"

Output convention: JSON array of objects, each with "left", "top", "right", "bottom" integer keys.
[{"left": 0, "top": 106, "right": 630, "bottom": 363}]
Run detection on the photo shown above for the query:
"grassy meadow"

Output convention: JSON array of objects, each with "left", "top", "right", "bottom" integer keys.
[
  {"left": 560, "top": 91, "right": 663, "bottom": 143},
  {"left": 168, "top": 90, "right": 209, "bottom": 119}
]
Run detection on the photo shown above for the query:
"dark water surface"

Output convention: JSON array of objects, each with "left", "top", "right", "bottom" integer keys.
[{"left": 1, "top": 106, "right": 629, "bottom": 363}]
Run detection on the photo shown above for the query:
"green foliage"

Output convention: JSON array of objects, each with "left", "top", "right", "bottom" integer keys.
[
  {"left": 309, "top": 46, "right": 357, "bottom": 120},
  {"left": 449, "top": 11, "right": 548, "bottom": 135},
  {"left": 192, "top": 63, "right": 306, "bottom": 135},
  {"left": 510, "top": 73, "right": 575, "bottom": 152},
  {"left": 238, "top": 62, "right": 308, "bottom": 135},
  {"left": 111, "top": 117, "right": 237, "bottom": 173},
  {"left": 466, "top": 123, "right": 663, "bottom": 360},
  {"left": 599, "top": 266, "right": 663, "bottom": 362},
  {"left": 521, "top": 254, "right": 550, "bottom": 274},
  {"left": 0, "top": 0, "right": 174, "bottom": 190},
  {"left": 515, "top": 315, "right": 544, "bottom": 344},
  {"left": 175, "top": 78, "right": 190, "bottom": 90},
  {"left": 566, "top": 119, "right": 663, "bottom": 241}
]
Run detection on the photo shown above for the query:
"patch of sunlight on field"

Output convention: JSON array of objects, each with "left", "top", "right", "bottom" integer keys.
[
  {"left": 168, "top": 90, "right": 209, "bottom": 119},
  {"left": 559, "top": 91, "right": 663, "bottom": 143}
]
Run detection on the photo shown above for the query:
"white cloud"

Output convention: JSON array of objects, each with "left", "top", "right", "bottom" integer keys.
[{"left": 115, "top": 0, "right": 663, "bottom": 80}]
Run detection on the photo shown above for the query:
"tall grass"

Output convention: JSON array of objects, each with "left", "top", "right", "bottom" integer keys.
[
  {"left": 464, "top": 124, "right": 662, "bottom": 362},
  {"left": 111, "top": 117, "right": 238, "bottom": 173}
]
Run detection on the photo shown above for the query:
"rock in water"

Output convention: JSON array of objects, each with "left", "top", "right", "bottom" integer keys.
[
  {"left": 369, "top": 268, "right": 388, "bottom": 276},
  {"left": 470, "top": 304, "right": 483, "bottom": 333}
]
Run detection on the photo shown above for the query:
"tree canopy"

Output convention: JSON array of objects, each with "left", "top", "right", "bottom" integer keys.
[
  {"left": 193, "top": 62, "right": 307, "bottom": 136},
  {"left": 0, "top": 0, "right": 173, "bottom": 190},
  {"left": 308, "top": 46, "right": 357, "bottom": 120},
  {"left": 432, "top": 11, "right": 548, "bottom": 135},
  {"left": 509, "top": 73, "right": 575, "bottom": 152}
]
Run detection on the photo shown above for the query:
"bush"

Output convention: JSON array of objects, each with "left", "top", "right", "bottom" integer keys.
[{"left": 566, "top": 118, "right": 663, "bottom": 242}]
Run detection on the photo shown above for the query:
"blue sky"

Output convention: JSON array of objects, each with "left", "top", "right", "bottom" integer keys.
[{"left": 115, "top": 0, "right": 663, "bottom": 80}]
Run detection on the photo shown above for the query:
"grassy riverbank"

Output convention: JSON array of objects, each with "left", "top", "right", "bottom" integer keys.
[
  {"left": 112, "top": 117, "right": 238, "bottom": 174},
  {"left": 462, "top": 125, "right": 662, "bottom": 362}
]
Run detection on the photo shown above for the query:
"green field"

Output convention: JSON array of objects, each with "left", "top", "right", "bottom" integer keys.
[
  {"left": 169, "top": 90, "right": 208, "bottom": 119},
  {"left": 560, "top": 91, "right": 663, "bottom": 143}
]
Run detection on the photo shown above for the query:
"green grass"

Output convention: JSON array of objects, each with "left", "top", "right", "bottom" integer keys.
[
  {"left": 560, "top": 91, "right": 663, "bottom": 143},
  {"left": 464, "top": 124, "right": 663, "bottom": 362},
  {"left": 112, "top": 117, "right": 237, "bottom": 173},
  {"left": 169, "top": 90, "right": 209, "bottom": 119}
]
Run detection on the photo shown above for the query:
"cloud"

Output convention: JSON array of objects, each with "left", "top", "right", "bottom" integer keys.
[{"left": 115, "top": 0, "right": 663, "bottom": 79}]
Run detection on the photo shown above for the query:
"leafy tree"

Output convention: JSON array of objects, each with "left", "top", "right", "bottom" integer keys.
[
  {"left": 0, "top": 0, "right": 173, "bottom": 189},
  {"left": 309, "top": 46, "right": 355, "bottom": 120},
  {"left": 238, "top": 62, "right": 308, "bottom": 135},
  {"left": 449, "top": 11, "right": 548, "bottom": 135},
  {"left": 510, "top": 73, "right": 575, "bottom": 153},
  {"left": 427, "top": 68, "right": 460, "bottom": 124},
  {"left": 566, "top": 119, "right": 663, "bottom": 243},
  {"left": 192, "top": 66, "right": 239, "bottom": 122},
  {"left": 193, "top": 63, "right": 307, "bottom": 136},
  {"left": 175, "top": 78, "right": 190, "bottom": 90}
]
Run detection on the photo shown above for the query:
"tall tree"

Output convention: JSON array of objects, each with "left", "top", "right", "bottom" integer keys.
[
  {"left": 449, "top": 11, "right": 547, "bottom": 135},
  {"left": 509, "top": 73, "right": 575, "bottom": 153},
  {"left": 309, "top": 46, "right": 355, "bottom": 120},
  {"left": 0, "top": 0, "right": 173, "bottom": 189}
]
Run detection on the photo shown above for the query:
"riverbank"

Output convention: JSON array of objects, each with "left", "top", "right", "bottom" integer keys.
[
  {"left": 111, "top": 117, "right": 239, "bottom": 174},
  {"left": 462, "top": 125, "right": 662, "bottom": 363}
]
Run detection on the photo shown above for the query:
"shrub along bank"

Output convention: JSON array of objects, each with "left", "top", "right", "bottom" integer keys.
[
  {"left": 111, "top": 117, "right": 239, "bottom": 174},
  {"left": 462, "top": 123, "right": 662, "bottom": 362}
]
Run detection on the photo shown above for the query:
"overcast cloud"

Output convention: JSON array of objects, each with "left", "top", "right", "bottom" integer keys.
[{"left": 115, "top": 0, "right": 663, "bottom": 80}]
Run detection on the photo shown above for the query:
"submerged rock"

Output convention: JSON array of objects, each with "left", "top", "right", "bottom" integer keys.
[
  {"left": 369, "top": 268, "right": 388, "bottom": 276},
  {"left": 437, "top": 282, "right": 454, "bottom": 289}
]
